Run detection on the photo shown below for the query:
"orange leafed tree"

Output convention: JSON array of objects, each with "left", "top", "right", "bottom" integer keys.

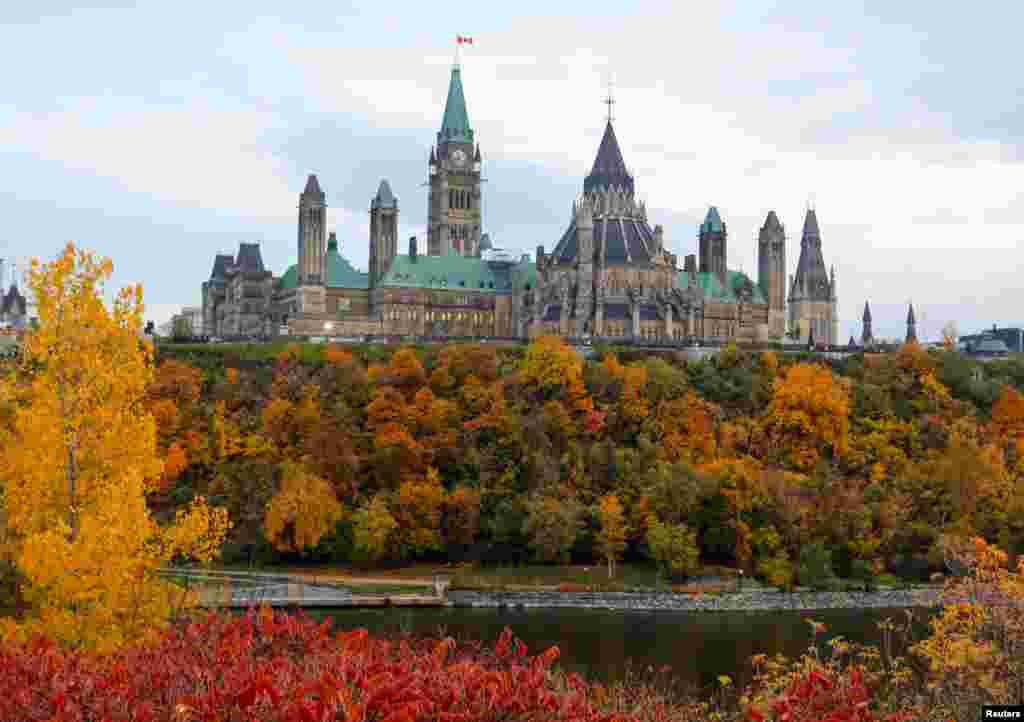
[
  {"left": 765, "top": 362, "right": 851, "bottom": 471},
  {"left": 595, "top": 494, "right": 628, "bottom": 578},
  {"left": 992, "top": 385, "right": 1024, "bottom": 478},
  {"left": 393, "top": 468, "right": 448, "bottom": 556},
  {"left": 0, "top": 243, "right": 229, "bottom": 651}
]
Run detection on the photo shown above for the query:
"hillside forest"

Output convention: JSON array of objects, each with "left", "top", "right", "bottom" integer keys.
[{"left": 139, "top": 330, "right": 1024, "bottom": 589}]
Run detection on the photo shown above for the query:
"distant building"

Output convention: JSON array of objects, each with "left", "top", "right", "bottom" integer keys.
[
  {"left": 961, "top": 325, "right": 1020, "bottom": 356},
  {"left": 170, "top": 305, "right": 203, "bottom": 338},
  {"left": 0, "top": 258, "right": 28, "bottom": 331}
]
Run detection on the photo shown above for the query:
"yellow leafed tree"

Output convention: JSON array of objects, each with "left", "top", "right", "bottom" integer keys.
[
  {"left": 0, "top": 243, "right": 229, "bottom": 651},
  {"left": 765, "top": 362, "right": 851, "bottom": 471},
  {"left": 264, "top": 463, "right": 344, "bottom": 552}
]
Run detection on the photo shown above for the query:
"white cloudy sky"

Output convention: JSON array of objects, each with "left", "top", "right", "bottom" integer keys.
[{"left": 1, "top": 1, "right": 1021, "bottom": 341}]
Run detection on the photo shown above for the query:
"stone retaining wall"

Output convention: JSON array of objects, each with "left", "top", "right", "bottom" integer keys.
[{"left": 448, "top": 588, "right": 940, "bottom": 612}]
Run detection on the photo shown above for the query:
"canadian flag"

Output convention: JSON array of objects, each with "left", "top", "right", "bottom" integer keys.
[{"left": 457, "top": 35, "right": 474, "bottom": 45}]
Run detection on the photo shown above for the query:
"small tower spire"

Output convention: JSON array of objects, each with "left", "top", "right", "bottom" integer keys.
[
  {"left": 861, "top": 301, "right": 874, "bottom": 347},
  {"left": 906, "top": 302, "right": 918, "bottom": 344}
]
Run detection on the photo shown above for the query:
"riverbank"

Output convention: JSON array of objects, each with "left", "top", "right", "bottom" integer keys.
[{"left": 448, "top": 586, "right": 940, "bottom": 612}]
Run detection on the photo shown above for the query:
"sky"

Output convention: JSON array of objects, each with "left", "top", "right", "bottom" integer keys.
[{"left": 1, "top": 1, "right": 1021, "bottom": 342}]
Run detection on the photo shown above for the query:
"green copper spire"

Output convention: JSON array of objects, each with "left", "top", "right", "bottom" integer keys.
[{"left": 439, "top": 66, "right": 473, "bottom": 144}]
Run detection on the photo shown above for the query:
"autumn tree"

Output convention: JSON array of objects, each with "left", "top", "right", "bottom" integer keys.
[
  {"left": 765, "top": 362, "right": 851, "bottom": 471},
  {"left": 264, "top": 463, "right": 344, "bottom": 553},
  {"left": 444, "top": 485, "right": 482, "bottom": 552},
  {"left": 519, "top": 335, "right": 587, "bottom": 407},
  {"left": 352, "top": 495, "right": 398, "bottom": 562},
  {"left": 595, "top": 494, "right": 628, "bottom": 578},
  {"left": 522, "top": 490, "right": 583, "bottom": 563},
  {"left": 392, "top": 468, "right": 447, "bottom": 558},
  {"left": 0, "top": 243, "right": 229, "bottom": 651},
  {"left": 646, "top": 514, "right": 700, "bottom": 581},
  {"left": 914, "top": 537, "right": 1024, "bottom": 721}
]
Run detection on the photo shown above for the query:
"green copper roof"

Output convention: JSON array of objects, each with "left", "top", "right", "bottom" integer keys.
[
  {"left": 279, "top": 244, "right": 369, "bottom": 291},
  {"left": 439, "top": 67, "right": 473, "bottom": 144},
  {"left": 326, "top": 248, "right": 370, "bottom": 289},
  {"left": 379, "top": 253, "right": 511, "bottom": 294},
  {"left": 676, "top": 270, "right": 766, "bottom": 304},
  {"left": 280, "top": 264, "right": 298, "bottom": 291}
]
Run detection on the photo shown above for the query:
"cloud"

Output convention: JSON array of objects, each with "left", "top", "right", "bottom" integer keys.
[{"left": 1, "top": 1, "right": 1022, "bottom": 335}]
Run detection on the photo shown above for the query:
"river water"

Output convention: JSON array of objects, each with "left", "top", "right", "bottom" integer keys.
[{"left": 314, "top": 606, "right": 928, "bottom": 693}]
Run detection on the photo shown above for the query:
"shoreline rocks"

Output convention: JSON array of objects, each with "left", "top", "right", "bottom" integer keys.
[{"left": 448, "top": 587, "right": 940, "bottom": 612}]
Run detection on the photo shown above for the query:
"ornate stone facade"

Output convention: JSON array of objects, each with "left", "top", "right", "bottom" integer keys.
[
  {"left": 525, "top": 120, "right": 780, "bottom": 344},
  {"left": 200, "top": 60, "right": 837, "bottom": 346}
]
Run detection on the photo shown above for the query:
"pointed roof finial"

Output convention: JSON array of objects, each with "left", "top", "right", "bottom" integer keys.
[
  {"left": 372, "top": 179, "right": 397, "bottom": 209},
  {"left": 701, "top": 206, "right": 724, "bottom": 233},
  {"left": 802, "top": 207, "right": 821, "bottom": 238},
  {"left": 303, "top": 174, "right": 323, "bottom": 196},
  {"left": 603, "top": 75, "right": 615, "bottom": 123}
]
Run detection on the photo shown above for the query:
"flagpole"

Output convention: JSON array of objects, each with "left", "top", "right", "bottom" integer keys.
[{"left": 454, "top": 36, "right": 460, "bottom": 68}]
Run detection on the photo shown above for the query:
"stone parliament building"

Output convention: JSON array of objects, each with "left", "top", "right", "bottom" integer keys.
[{"left": 202, "top": 62, "right": 839, "bottom": 345}]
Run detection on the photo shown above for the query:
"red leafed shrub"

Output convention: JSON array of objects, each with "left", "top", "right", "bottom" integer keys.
[
  {"left": 746, "top": 667, "right": 913, "bottom": 722},
  {"left": 0, "top": 610, "right": 637, "bottom": 722}
]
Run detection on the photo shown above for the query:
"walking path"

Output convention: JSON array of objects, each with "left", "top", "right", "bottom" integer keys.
[{"left": 160, "top": 568, "right": 449, "bottom": 609}]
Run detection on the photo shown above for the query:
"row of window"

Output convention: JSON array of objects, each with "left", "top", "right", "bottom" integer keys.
[
  {"left": 449, "top": 189, "right": 473, "bottom": 210},
  {"left": 385, "top": 308, "right": 496, "bottom": 324}
]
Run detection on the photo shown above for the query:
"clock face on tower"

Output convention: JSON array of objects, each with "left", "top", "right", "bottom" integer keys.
[{"left": 450, "top": 148, "right": 468, "bottom": 167}]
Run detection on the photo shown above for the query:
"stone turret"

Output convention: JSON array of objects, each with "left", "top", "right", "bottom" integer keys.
[
  {"left": 699, "top": 206, "right": 727, "bottom": 283},
  {"left": 861, "top": 301, "right": 874, "bottom": 346},
  {"left": 788, "top": 208, "right": 838, "bottom": 345},
  {"left": 297, "top": 174, "right": 326, "bottom": 286},
  {"left": 369, "top": 179, "right": 399, "bottom": 288},
  {"left": 296, "top": 174, "right": 327, "bottom": 317},
  {"left": 758, "top": 210, "right": 787, "bottom": 339},
  {"left": 906, "top": 303, "right": 917, "bottom": 343},
  {"left": 575, "top": 198, "right": 595, "bottom": 336}
]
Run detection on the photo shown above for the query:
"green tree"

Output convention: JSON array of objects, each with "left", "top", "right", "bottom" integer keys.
[
  {"left": 352, "top": 496, "right": 398, "bottom": 562},
  {"left": 522, "top": 491, "right": 582, "bottom": 563},
  {"left": 646, "top": 515, "right": 700, "bottom": 581}
]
